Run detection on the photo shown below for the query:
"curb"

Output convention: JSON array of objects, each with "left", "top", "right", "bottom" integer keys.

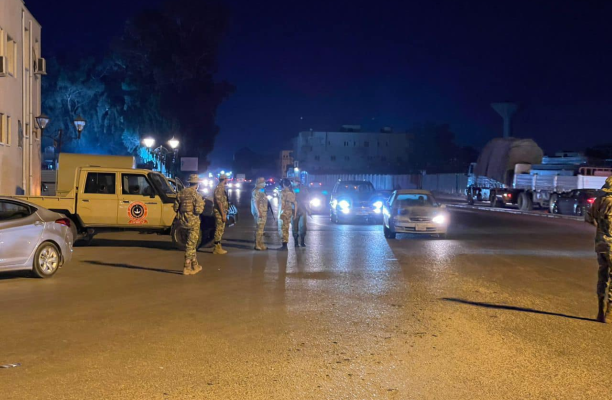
[{"left": 447, "top": 203, "right": 585, "bottom": 222}]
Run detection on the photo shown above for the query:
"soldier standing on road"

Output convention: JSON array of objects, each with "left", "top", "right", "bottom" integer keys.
[
  {"left": 173, "top": 174, "right": 204, "bottom": 276},
  {"left": 587, "top": 176, "right": 612, "bottom": 323},
  {"left": 251, "top": 177, "right": 269, "bottom": 251},
  {"left": 213, "top": 174, "right": 229, "bottom": 255},
  {"left": 278, "top": 178, "right": 297, "bottom": 251},
  {"left": 292, "top": 180, "right": 311, "bottom": 247}
]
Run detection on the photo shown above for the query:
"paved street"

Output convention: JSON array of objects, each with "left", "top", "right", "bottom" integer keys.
[{"left": 1, "top": 202, "right": 611, "bottom": 399}]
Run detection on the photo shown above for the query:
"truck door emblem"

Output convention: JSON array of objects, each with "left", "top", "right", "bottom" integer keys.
[{"left": 128, "top": 202, "right": 148, "bottom": 224}]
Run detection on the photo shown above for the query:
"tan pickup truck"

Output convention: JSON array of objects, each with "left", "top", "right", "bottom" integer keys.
[{"left": 14, "top": 154, "right": 221, "bottom": 248}]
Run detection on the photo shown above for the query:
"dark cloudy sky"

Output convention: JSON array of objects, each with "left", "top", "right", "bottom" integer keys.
[{"left": 27, "top": 0, "right": 612, "bottom": 166}]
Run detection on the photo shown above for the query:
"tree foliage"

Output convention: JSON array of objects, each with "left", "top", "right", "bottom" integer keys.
[{"left": 42, "top": 0, "right": 234, "bottom": 171}]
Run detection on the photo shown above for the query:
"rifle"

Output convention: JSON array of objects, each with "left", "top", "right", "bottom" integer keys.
[{"left": 267, "top": 200, "right": 276, "bottom": 222}]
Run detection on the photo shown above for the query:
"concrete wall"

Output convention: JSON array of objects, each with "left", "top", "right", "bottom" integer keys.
[
  {"left": 0, "top": 0, "right": 42, "bottom": 195},
  {"left": 294, "top": 130, "right": 410, "bottom": 173}
]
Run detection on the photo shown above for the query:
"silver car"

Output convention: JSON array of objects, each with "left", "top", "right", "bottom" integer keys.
[
  {"left": 0, "top": 197, "right": 73, "bottom": 278},
  {"left": 382, "top": 190, "right": 449, "bottom": 239}
]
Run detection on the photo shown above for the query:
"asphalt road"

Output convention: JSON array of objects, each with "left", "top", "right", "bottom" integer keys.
[{"left": 1, "top": 202, "right": 610, "bottom": 399}]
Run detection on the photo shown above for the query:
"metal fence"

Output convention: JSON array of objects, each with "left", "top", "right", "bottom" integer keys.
[
  {"left": 307, "top": 174, "right": 419, "bottom": 191},
  {"left": 421, "top": 173, "right": 467, "bottom": 195}
]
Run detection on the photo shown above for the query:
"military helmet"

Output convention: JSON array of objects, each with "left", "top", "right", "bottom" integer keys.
[
  {"left": 602, "top": 176, "right": 612, "bottom": 193},
  {"left": 187, "top": 174, "right": 200, "bottom": 184},
  {"left": 281, "top": 178, "right": 292, "bottom": 188},
  {"left": 219, "top": 173, "right": 228, "bottom": 181},
  {"left": 255, "top": 177, "right": 266, "bottom": 189}
]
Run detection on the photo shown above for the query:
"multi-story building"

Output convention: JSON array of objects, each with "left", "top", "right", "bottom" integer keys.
[
  {"left": 0, "top": 0, "right": 44, "bottom": 195},
  {"left": 292, "top": 126, "right": 411, "bottom": 174},
  {"left": 279, "top": 149, "right": 293, "bottom": 177}
]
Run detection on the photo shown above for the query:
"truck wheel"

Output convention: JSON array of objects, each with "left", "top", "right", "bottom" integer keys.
[
  {"left": 518, "top": 192, "right": 533, "bottom": 211},
  {"left": 384, "top": 225, "right": 396, "bottom": 239},
  {"left": 549, "top": 194, "right": 559, "bottom": 214},
  {"left": 172, "top": 225, "right": 203, "bottom": 251}
]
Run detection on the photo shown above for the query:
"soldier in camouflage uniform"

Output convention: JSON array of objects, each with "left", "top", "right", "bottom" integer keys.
[
  {"left": 587, "top": 176, "right": 612, "bottom": 323},
  {"left": 278, "top": 178, "right": 297, "bottom": 251},
  {"left": 173, "top": 174, "right": 205, "bottom": 275},
  {"left": 213, "top": 173, "right": 229, "bottom": 255},
  {"left": 251, "top": 177, "right": 269, "bottom": 251},
  {"left": 292, "top": 180, "right": 311, "bottom": 247}
]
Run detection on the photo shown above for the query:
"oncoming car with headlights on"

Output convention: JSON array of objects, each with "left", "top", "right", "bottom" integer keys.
[
  {"left": 329, "top": 180, "right": 385, "bottom": 223},
  {"left": 382, "top": 190, "right": 449, "bottom": 239}
]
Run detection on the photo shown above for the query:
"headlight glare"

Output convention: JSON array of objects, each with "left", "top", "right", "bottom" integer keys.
[
  {"left": 310, "top": 198, "right": 322, "bottom": 208},
  {"left": 432, "top": 215, "right": 446, "bottom": 224},
  {"left": 339, "top": 200, "right": 350, "bottom": 210},
  {"left": 373, "top": 201, "right": 383, "bottom": 209}
]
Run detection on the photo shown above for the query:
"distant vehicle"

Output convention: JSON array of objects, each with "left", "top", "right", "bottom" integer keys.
[
  {"left": 0, "top": 197, "right": 73, "bottom": 278},
  {"left": 382, "top": 190, "right": 448, "bottom": 239},
  {"left": 309, "top": 181, "right": 323, "bottom": 188},
  {"left": 329, "top": 180, "right": 384, "bottom": 223},
  {"left": 265, "top": 181, "right": 279, "bottom": 199},
  {"left": 467, "top": 139, "right": 612, "bottom": 212},
  {"left": 551, "top": 189, "right": 603, "bottom": 217},
  {"left": 306, "top": 186, "right": 329, "bottom": 215}
]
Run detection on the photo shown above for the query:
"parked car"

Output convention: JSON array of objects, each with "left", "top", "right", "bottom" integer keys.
[
  {"left": 0, "top": 197, "right": 73, "bottom": 278},
  {"left": 307, "top": 187, "right": 330, "bottom": 215},
  {"left": 382, "top": 190, "right": 449, "bottom": 239},
  {"left": 552, "top": 189, "right": 603, "bottom": 217},
  {"left": 329, "top": 180, "right": 385, "bottom": 224}
]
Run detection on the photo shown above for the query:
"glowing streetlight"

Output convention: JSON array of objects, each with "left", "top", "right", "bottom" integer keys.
[
  {"left": 73, "top": 115, "right": 87, "bottom": 139},
  {"left": 35, "top": 114, "right": 50, "bottom": 134},
  {"left": 168, "top": 137, "right": 179, "bottom": 149},
  {"left": 143, "top": 137, "right": 155, "bottom": 148}
]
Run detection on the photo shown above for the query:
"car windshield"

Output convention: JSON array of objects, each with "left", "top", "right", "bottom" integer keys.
[
  {"left": 149, "top": 173, "right": 176, "bottom": 196},
  {"left": 337, "top": 182, "right": 374, "bottom": 193},
  {"left": 395, "top": 193, "right": 438, "bottom": 207},
  {"left": 582, "top": 190, "right": 603, "bottom": 198}
]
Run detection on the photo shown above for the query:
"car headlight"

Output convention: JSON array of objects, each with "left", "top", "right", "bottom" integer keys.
[
  {"left": 432, "top": 215, "right": 446, "bottom": 224},
  {"left": 310, "top": 198, "right": 322, "bottom": 208},
  {"left": 373, "top": 201, "right": 383, "bottom": 209},
  {"left": 339, "top": 200, "right": 350, "bottom": 210},
  {"left": 235, "top": 183, "right": 241, "bottom": 189},
  {"left": 228, "top": 183, "right": 233, "bottom": 188}
]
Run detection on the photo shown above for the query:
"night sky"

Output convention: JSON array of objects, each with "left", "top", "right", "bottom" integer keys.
[{"left": 26, "top": 0, "right": 612, "bottom": 166}]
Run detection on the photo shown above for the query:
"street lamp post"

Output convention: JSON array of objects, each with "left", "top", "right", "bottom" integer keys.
[
  {"left": 35, "top": 114, "right": 87, "bottom": 167},
  {"left": 168, "top": 137, "right": 180, "bottom": 177}
]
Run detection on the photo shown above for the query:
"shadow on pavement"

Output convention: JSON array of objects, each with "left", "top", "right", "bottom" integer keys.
[
  {"left": 84, "top": 260, "right": 183, "bottom": 275},
  {"left": 0, "top": 271, "right": 31, "bottom": 280},
  {"left": 442, "top": 297, "right": 596, "bottom": 322},
  {"left": 81, "top": 239, "right": 176, "bottom": 251}
]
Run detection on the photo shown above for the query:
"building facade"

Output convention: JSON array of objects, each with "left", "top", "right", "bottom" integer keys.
[
  {"left": 293, "top": 126, "right": 411, "bottom": 174},
  {"left": 0, "top": 0, "right": 43, "bottom": 195},
  {"left": 279, "top": 149, "right": 293, "bottom": 177}
]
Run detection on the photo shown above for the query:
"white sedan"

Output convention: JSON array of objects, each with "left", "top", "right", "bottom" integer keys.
[
  {"left": 382, "top": 190, "right": 449, "bottom": 239},
  {"left": 0, "top": 197, "right": 73, "bottom": 278}
]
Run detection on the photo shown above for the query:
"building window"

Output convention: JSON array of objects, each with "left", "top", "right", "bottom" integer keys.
[
  {"left": 0, "top": 114, "right": 10, "bottom": 145},
  {"left": 353, "top": 141, "right": 356, "bottom": 146},
  {"left": 364, "top": 141, "right": 369, "bottom": 147},
  {"left": 344, "top": 141, "right": 349, "bottom": 146},
  {"left": 344, "top": 156, "right": 350, "bottom": 161},
  {"left": 314, "top": 155, "right": 320, "bottom": 161},
  {"left": 327, "top": 141, "right": 331, "bottom": 145},
  {"left": 6, "top": 36, "right": 16, "bottom": 76},
  {"left": 331, "top": 156, "right": 336, "bottom": 161}
]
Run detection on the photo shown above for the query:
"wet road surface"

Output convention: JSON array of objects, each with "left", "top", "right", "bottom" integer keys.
[{"left": 1, "top": 202, "right": 611, "bottom": 399}]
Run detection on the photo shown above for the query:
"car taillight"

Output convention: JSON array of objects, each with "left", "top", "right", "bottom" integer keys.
[
  {"left": 55, "top": 218, "right": 71, "bottom": 227},
  {"left": 587, "top": 198, "right": 596, "bottom": 204}
]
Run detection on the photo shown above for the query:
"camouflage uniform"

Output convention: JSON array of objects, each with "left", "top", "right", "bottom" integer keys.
[
  {"left": 293, "top": 184, "right": 310, "bottom": 245},
  {"left": 586, "top": 180, "right": 612, "bottom": 322},
  {"left": 278, "top": 186, "right": 297, "bottom": 243},
  {"left": 251, "top": 182, "right": 268, "bottom": 250},
  {"left": 173, "top": 182, "right": 204, "bottom": 274},
  {"left": 213, "top": 181, "right": 229, "bottom": 254}
]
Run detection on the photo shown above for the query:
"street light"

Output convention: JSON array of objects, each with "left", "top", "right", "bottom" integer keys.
[
  {"left": 168, "top": 137, "right": 179, "bottom": 149},
  {"left": 143, "top": 137, "right": 156, "bottom": 148},
  {"left": 73, "top": 115, "right": 87, "bottom": 139},
  {"left": 35, "top": 113, "right": 50, "bottom": 134}
]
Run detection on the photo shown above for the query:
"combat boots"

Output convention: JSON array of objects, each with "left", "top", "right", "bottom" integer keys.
[
  {"left": 213, "top": 242, "right": 228, "bottom": 255},
  {"left": 300, "top": 234, "right": 306, "bottom": 247},
  {"left": 191, "top": 258, "right": 202, "bottom": 275},
  {"left": 294, "top": 235, "right": 300, "bottom": 247},
  {"left": 280, "top": 242, "right": 288, "bottom": 251},
  {"left": 183, "top": 259, "right": 193, "bottom": 276},
  {"left": 597, "top": 296, "right": 609, "bottom": 323},
  {"left": 254, "top": 239, "right": 267, "bottom": 251}
]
